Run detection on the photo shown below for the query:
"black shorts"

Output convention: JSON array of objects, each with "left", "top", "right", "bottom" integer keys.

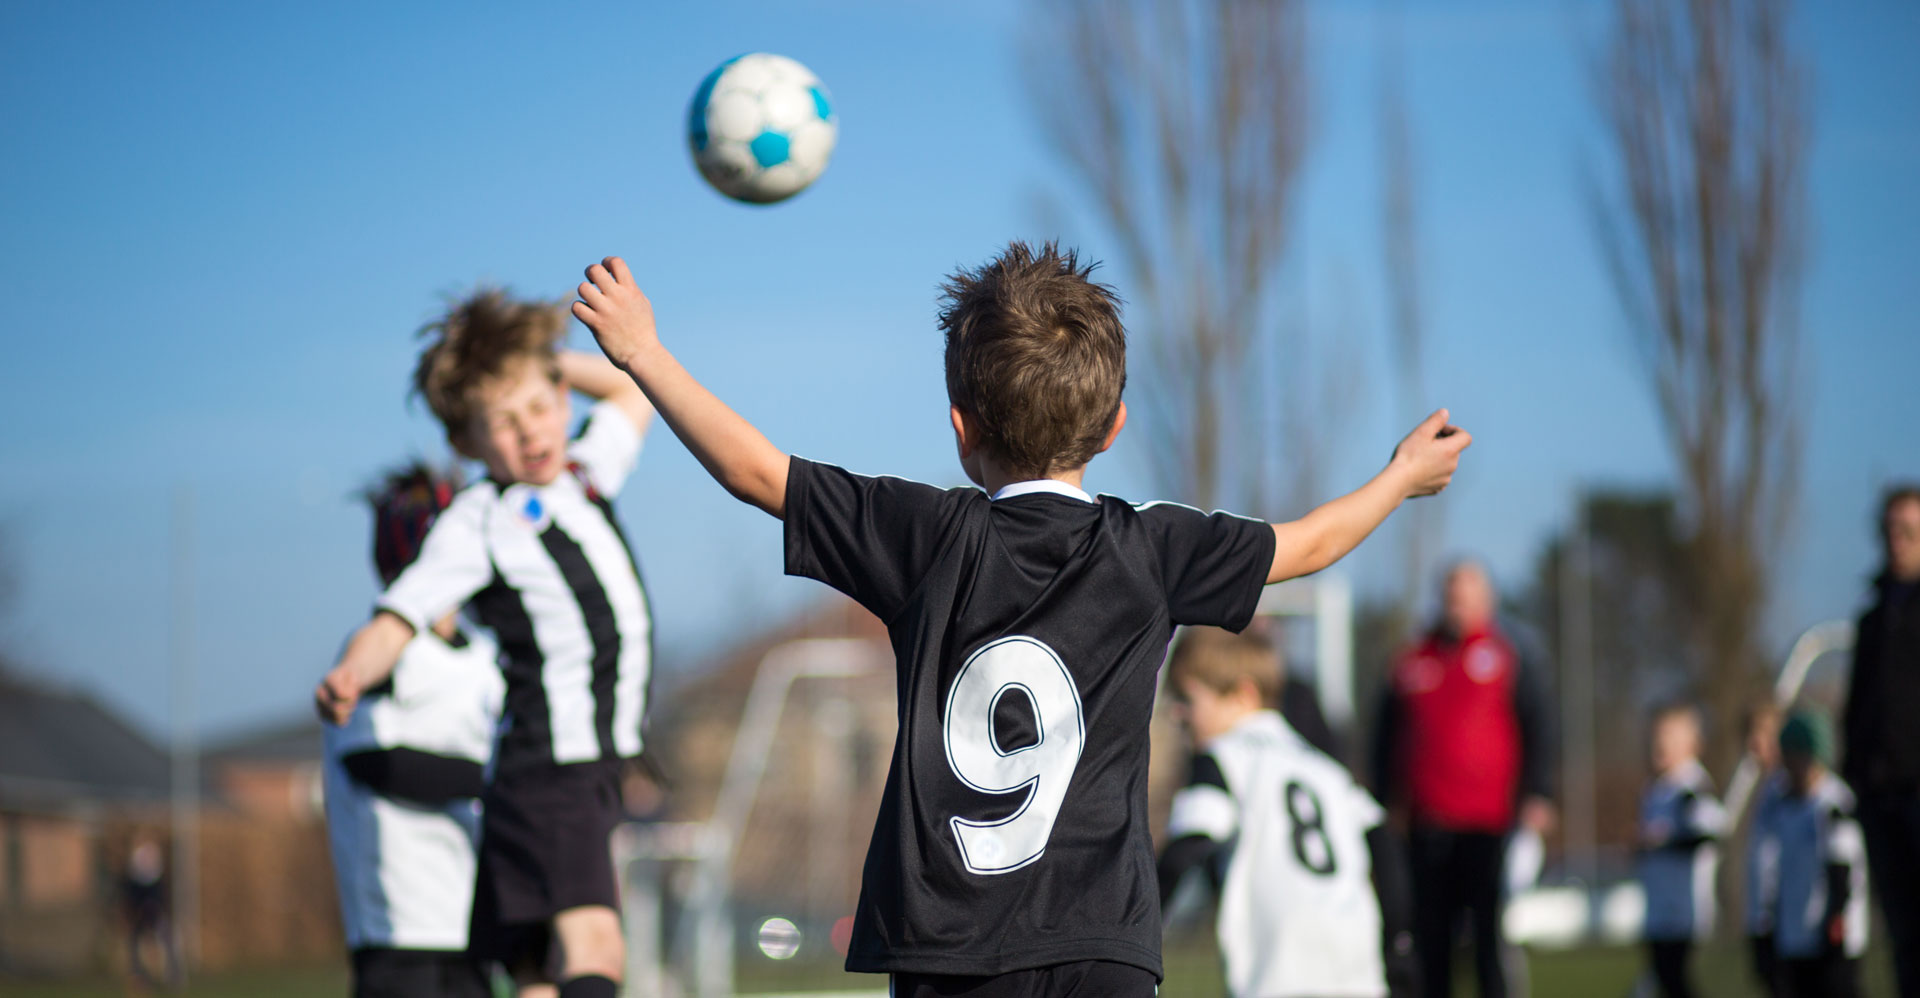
[
  {"left": 350, "top": 947, "right": 491, "bottom": 998},
  {"left": 468, "top": 759, "right": 624, "bottom": 965},
  {"left": 889, "top": 960, "right": 1157, "bottom": 998}
]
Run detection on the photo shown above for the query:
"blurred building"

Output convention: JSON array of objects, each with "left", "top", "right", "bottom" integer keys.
[{"left": 0, "top": 667, "right": 173, "bottom": 976}]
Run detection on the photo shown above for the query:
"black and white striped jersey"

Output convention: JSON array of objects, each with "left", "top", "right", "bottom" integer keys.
[
  {"left": 380, "top": 401, "right": 651, "bottom": 771},
  {"left": 1166, "top": 710, "right": 1390, "bottom": 998},
  {"left": 1637, "top": 758, "right": 1726, "bottom": 942},
  {"left": 324, "top": 628, "right": 504, "bottom": 950},
  {"left": 783, "top": 459, "right": 1276, "bottom": 980}
]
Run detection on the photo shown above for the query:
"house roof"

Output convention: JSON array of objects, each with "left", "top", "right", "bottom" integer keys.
[{"left": 0, "top": 668, "right": 173, "bottom": 811}]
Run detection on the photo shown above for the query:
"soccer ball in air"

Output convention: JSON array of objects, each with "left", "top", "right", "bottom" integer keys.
[{"left": 687, "top": 53, "right": 837, "bottom": 205}]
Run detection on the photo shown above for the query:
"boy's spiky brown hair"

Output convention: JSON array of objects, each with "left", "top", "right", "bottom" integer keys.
[
  {"left": 940, "top": 241, "right": 1127, "bottom": 479},
  {"left": 412, "top": 288, "right": 568, "bottom": 448}
]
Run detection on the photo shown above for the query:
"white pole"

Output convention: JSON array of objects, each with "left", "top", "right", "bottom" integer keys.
[
  {"left": 1314, "top": 576, "right": 1355, "bottom": 728},
  {"left": 168, "top": 487, "right": 199, "bottom": 979}
]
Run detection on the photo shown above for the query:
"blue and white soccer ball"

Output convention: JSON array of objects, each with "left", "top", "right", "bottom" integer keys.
[{"left": 687, "top": 53, "right": 837, "bottom": 205}]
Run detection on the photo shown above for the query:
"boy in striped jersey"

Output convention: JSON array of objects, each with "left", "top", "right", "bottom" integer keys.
[
  {"left": 324, "top": 461, "right": 502, "bottom": 998},
  {"left": 1751, "top": 711, "right": 1870, "bottom": 998},
  {"left": 317, "top": 290, "right": 654, "bottom": 998},
  {"left": 1635, "top": 702, "right": 1725, "bottom": 998}
]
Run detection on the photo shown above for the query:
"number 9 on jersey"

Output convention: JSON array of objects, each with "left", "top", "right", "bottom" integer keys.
[{"left": 942, "top": 636, "right": 1087, "bottom": 875}]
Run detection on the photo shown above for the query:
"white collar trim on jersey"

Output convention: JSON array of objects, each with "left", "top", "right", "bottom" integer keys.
[{"left": 991, "top": 479, "right": 1094, "bottom": 504}]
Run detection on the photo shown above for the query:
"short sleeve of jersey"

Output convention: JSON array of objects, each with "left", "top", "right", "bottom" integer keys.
[
  {"left": 377, "top": 489, "right": 492, "bottom": 635},
  {"left": 568, "top": 399, "right": 643, "bottom": 499},
  {"left": 1347, "top": 779, "right": 1387, "bottom": 831},
  {"left": 783, "top": 457, "right": 967, "bottom": 622},
  {"left": 1134, "top": 502, "right": 1275, "bottom": 630},
  {"left": 1166, "top": 752, "right": 1239, "bottom": 842}
]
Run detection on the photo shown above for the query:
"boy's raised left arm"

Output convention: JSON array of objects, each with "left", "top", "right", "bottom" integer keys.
[{"left": 573, "top": 256, "right": 791, "bottom": 518}]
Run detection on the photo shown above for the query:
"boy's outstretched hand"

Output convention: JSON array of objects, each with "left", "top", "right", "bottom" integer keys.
[
  {"left": 573, "top": 257, "right": 658, "bottom": 369},
  {"left": 314, "top": 665, "right": 361, "bottom": 726},
  {"left": 1390, "top": 408, "right": 1471, "bottom": 497}
]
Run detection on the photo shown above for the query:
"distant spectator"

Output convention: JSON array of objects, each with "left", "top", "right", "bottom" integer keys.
[
  {"left": 1841, "top": 484, "right": 1920, "bottom": 998},
  {"left": 1752, "top": 712, "right": 1868, "bottom": 998},
  {"left": 1636, "top": 703, "right": 1725, "bottom": 998},
  {"left": 1373, "top": 560, "right": 1555, "bottom": 998},
  {"left": 120, "top": 835, "right": 180, "bottom": 992},
  {"left": 1743, "top": 699, "right": 1788, "bottom": 998}
]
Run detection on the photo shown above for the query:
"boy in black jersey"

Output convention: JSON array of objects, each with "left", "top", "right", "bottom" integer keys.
[{"left": 572, "top": 244, "right": 1469, "bottom": 996}]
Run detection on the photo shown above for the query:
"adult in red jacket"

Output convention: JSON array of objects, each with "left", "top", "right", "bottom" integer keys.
[{"left": 1373, "top": 561, "right": 1556, "bottom": 998}]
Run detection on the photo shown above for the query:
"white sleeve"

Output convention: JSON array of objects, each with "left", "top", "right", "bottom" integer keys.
[
  {"left": 1167, "top": 784, "right": 1239, "bottom": 842},
  {"left": 376, "top": 490, "right": 492, "bottom": 635},
  {"left": 1827, "top": 812, "right": 1866, "bottom": 866},
  {"left": 1349, "top": 780, "right": 1386, "bottom": 831},
  {"left": 568, "top": 399, "right": 643, "bottom": 499},
  {"left": 1689, "top": 791, "right": 1728, "bottom": 838}
]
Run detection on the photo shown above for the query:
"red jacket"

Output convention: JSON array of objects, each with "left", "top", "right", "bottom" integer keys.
[{"left": 1372, "top": 622, "right": 1555, "bottom": 834}]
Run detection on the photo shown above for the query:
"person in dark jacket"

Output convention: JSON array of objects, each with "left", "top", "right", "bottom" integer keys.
[
  {"left": 1374, "top": 560, "right": 1556, "bottom": 998},
  {"left": 1841, "top": 484, "right": 1920, "bottom": 998}
]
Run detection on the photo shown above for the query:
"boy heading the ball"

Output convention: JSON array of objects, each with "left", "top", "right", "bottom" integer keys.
[
  {"left": 574, "top": 244, "right": 1469, "bottom": 996},
  {"left": 316, "top": 291, "right": 655, "bottom": 998}
]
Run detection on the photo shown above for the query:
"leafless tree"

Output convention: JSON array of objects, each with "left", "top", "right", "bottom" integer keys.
[
  {"left": 1377, "top": 21, "right": 1436, "bottom": 615},
  {"left": 1589, "top": 0, "right": 1809, "bottom": 772},
  {"left": 1026, "top": 0, "right": 1316, "bottom": 516}
]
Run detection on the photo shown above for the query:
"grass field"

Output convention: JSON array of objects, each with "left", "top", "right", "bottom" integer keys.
[{"left": 0, "top": 940, "right": 1895, "bottom": 997}]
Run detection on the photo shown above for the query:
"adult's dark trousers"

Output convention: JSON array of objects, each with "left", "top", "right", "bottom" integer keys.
[
  {"left": 1860, "top": 792, "right": 1920, "bottom": 998},
  {"left": 1778, "top": 954, "right": 1860, "bottom": 998},
  {"left": 1409, "top": 825, "right": 1510, "bottom": 998},
  {"left": 1645, "top": 939, "right": 1694, "bottom": 998}
]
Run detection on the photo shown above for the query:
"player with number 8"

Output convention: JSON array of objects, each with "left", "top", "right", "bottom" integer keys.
[{"left": 573, "top": 242, "right": 1467, "bottom": 996}]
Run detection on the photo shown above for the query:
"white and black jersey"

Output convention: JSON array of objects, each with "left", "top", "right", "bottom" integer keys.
[
  {"left": 1747, "top": 771, "right": 1787, "bottom": 937},
  {"left": 1638, "top": 758, "right": 1726, "bottom": 942},
  {"left": 380, "top": 401, "right": 650, "bottom": 771},
  {"left": 1751, "top": 773, "right": 1870, "bottom": 959},
  {"left": 1162, "top": 710, "right": 1392, "bottom": 998},
  {"left": 783, "top": 461, "right": 1275, "bottom": 980},
  {"left": 324, "top": 628, "right": 505, "bottom": 951}
]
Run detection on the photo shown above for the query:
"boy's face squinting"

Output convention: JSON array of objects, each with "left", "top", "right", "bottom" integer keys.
[
  {"left": 1172, "top": 675, "right": 1258, "bottom": 746},
  {"left": 462, "top": 360, "right": 571, "bottom": 486}
]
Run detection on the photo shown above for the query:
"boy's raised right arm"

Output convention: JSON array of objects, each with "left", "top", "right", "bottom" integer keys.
[{"left": 573, "top": 256, "right": 791, "bottom": 519}]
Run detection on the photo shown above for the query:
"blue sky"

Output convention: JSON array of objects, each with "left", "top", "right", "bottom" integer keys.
[{"left": 1, "top": 0, "right": 1913, "bottom": 740}]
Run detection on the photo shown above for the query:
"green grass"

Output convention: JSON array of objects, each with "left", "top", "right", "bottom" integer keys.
[{"left": 0, "top": 939, "right": 1896, "bottom": 997}]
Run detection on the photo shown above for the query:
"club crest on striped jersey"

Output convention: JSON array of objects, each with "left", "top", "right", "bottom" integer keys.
[{"left": 502, "top": 484, "right": 553, "bottom": 531}]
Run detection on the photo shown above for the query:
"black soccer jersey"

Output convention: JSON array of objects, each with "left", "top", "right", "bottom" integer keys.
[{"left": 783, "top": 458, "right": 1275, "bottom": 979}]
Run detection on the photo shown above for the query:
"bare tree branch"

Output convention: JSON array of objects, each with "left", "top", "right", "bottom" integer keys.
[
  {"left": 1027, "top": 0, "right": 1315, "bottom": 516},
  {"left": 1589, "top": 0, "right": 1809, "bottom": 772}
]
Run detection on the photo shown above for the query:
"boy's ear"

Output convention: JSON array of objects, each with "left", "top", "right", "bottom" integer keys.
[
  {"left": 1097, "top": 402, "right": 1128, "bottom": 454},
  {"left": 950, "top": 405, "right": 978, "bottom": 459}
]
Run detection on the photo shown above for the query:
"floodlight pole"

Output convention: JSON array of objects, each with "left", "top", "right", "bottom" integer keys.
[
  {"left": 168, "top": 487, "right": 199, "bottom": 981},
  {"left": 1559, "top": 489, "right": 1598, "bottom": 888}
]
